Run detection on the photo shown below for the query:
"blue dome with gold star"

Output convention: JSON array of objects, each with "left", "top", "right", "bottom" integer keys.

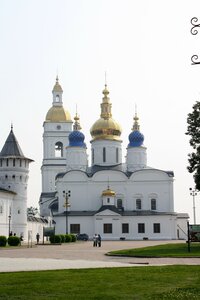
[
  {"left": 128, "top": 112, "right": 144, "bottom": 147},
  {"left": 69, "top": 113, "right": 86, "bottom": 147},
  {"left": 128, "top": 130, "right": 144, "bottom": 147},
  {"left": 69, "top": 130, "right": 86, "bottom": 147}
]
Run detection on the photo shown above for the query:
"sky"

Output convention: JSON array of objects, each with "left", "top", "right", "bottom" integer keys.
[{"left": 0, "top": 0, "right": 200, "bottom": 223}]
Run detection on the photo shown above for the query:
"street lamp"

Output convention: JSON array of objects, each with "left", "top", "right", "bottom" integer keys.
[
  {"left": 189, "top": 188, "right": 198, "bottom": 224},
  {"left": 63, "top": 190, "right": 71, "bottom": 234},
  {"left": 8, "top": 214, "right": 11, "bottom": 236},
  {"left": 190, "top": 17, "right": 200, "bottom": 65}
]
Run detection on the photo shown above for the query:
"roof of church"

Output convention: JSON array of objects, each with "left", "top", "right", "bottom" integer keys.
[
  {"left": 96, "top": 205, "right": 121, "bottom": 214},
  {"left": 0, "top": 127, "right": 33, "bottom": 161},
  {"left": 56, "top": 164, "right": 174, "bottom": 179},
  {"left": 52, "top": 207, "right": 178, "bottom": 217}
]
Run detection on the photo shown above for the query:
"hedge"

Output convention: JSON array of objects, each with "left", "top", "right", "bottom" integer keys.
[
  {"left": 70, "top": 234, "right": 76, "bottom": 242},
  {"left": 0, "top": 236, "right": 7, "bottom": 247},
  {"left": 49, "top": 234, "right": 61, "bottom": 244},
  {"left": 65, "top": 234, "right": 72, "bottom": 243},
  {"left": 7, "top": 236, "right": 20, "bottom": 246}
]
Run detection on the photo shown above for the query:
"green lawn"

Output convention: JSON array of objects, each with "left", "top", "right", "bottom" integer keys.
[
  {"left": 108, "top": 243, "right": 200, "bottom": 257},
  {"left": 0, "top": 266, "right": 200, "bottom": 299}
]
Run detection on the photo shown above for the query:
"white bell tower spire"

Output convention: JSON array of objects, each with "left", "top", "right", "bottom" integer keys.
[{"left": 40, "top": 77, "right": 73, "bottom": 216}]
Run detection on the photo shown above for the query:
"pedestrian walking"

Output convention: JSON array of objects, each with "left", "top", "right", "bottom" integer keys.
[
  {"left": 93, "top": 233, "right": 98, "bottom": 247},
  {"left": 97, "top": 234, "right": 101, "bottom": 247},
  {"left": 36, "top": 233, "right": 40, "bottom": 244}
]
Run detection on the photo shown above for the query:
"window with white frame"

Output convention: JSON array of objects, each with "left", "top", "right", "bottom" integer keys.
[
  {"left": 122, "top": 223, "right": 129, "bottom": 233},
  {"left": 151, "top": 199, "right": 156, "bottom": 210},
  {"left": 70, "top": 224, "right": 80, "bottom": 234},
  {"left": 117, "top": 199, "right": 123, "bottom": 208},
  {"left": 153, "top": 223, "right": 160, "bottom": 233},
  {"left": 55, "top": 142, "right": 63, "bottom": 157},
  {"left": 138, "top": 223, "right": 145, "bottom": 233},
  {"left": 136, "top": 198, "right": 142, "bottom": 210},
  {"left": 104, "top": 223, "right": 112, "bottom": 233}
]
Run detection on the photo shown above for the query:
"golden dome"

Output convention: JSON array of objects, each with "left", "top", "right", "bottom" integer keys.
[
  {"left": 90, "top": 118, "right": 122, "bottom": 141},
  {"left": 90, "top": 84, "right": 122, "bottom": 141},
  {"left": 45, "top": 106, "right": 72, "bottom": 122},
  {"left": 102, "top": 188, "right": 116, "bottom": 197}
]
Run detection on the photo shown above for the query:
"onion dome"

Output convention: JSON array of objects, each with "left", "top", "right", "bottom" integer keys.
[
  {"left": 128, "top": 113, "right": 144, "bottom": 147},
  {"left": 102, "top": 187, "right": 116, "bottom": 197},
  {"left": 69, "top": 114, "right": 86, "bottom": 147},
  {"left": 90, "top": 84, "right": 122, "bottom": 141},
  {"left": 45, "top": 77, "right": 72, "bottom": 122}
]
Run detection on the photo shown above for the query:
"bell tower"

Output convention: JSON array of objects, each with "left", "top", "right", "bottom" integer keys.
[{"left": 40, "top": 77, "right": 73, "bottom": 216}]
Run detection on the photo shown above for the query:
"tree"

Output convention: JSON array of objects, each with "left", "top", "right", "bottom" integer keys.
[{"left": 186, "top": 101, "right": 200, "bottom": 190}]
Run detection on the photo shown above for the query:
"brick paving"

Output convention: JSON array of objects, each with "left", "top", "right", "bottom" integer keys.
[{"left": 0, "top": 240, "right": 199, "bottom": 272}]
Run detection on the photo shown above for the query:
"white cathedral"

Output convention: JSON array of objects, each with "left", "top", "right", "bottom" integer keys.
[
  {"left": 39, "top": 77, "right": 188, "bottom": 240},
  {"left": 0, "top": 77, "right": 188, "bottom": 241}
]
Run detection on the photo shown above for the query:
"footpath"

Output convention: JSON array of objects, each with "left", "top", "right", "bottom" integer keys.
[{"left": 0, "top": 240, "right": 199, "bottom": 272}]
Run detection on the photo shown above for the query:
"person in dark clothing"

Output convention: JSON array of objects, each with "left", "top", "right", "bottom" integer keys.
[
  {"left": 36, "top": 233, "right": 40, "bottom": 244},
  {"left": 93, "top": 234, "right": 98, "bottom": 247},
  {"left": 97, "top": 234, "right": 101, "bottom": 247}
]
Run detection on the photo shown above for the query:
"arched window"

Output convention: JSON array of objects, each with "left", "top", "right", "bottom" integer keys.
[
  {"left": 0, "top": 203, "right": 3, "bottom": 214},
  {"left": 117, "top": 199, "right": 123, "bottom": 208},
  {"left": 13, "top": 159, "right": 15, "bottom": 167},
  {"left": 55, "top": 142, "right": 63, "bottom": 157},
  {"left": 6, "top": 159, "right": 9, "bottom": 166},
  {"left": 56, "top": 95, "right": 60, "bottom": 102},
  {"left": 151, "top": 199, "right": 156, "bottom": 210},
  {"left": 103, "top": 147, "right": 106, "bottom": 162},
  {"left": 136, "top": 199, "right": 142, "bottom": 210}
]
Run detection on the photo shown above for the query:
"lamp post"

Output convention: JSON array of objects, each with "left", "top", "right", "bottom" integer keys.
[
  {"left": 190, "top": 17, "right": 200, "bottom": 64},
  {"left": 8, "top": 214, "right": 11, "bottom": 236},
  {"left": 63, "top": 190, "right": 71, "bottom": 234},
  {"left": 189, "top": 188, "right": 197, "bottom": 224}
]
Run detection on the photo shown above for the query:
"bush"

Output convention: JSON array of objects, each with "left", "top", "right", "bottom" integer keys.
[
  {"left": 65, "top": 234, "right": 72, "bottom": 243},
  {"left": 0, "top": 236, "right": 7, "bottom": 247},
  {"left": 59, "top": 234, "right": 66, "bottom": 243},
  {"left": 7, "top": 236, "right": 20, "bottom": 246},
  {"left": 49, "top": 235, "right": 61, "bottom": 244},
  {"left": 70, "top": 234, "right": 76, "bottom": 242}
]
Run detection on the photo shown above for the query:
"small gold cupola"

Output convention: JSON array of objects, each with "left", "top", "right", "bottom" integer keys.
[
  {"left": 90, "top": 84, "right": 122, "bottom": 141},
  {"left": 102, "top": 182, "right": 116, "bottom": 206},
  {"left": 132, "top": 112, "right": 140, "bottom": 131},
  {"left": 102, "top": 187, "right": 116, "bottom": 197},
  {"left": 73, "top": 111, "right": 82, "bottom": 131},
  {"left": 52, "top": 76, "right": 63, "bottom": 93}
]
